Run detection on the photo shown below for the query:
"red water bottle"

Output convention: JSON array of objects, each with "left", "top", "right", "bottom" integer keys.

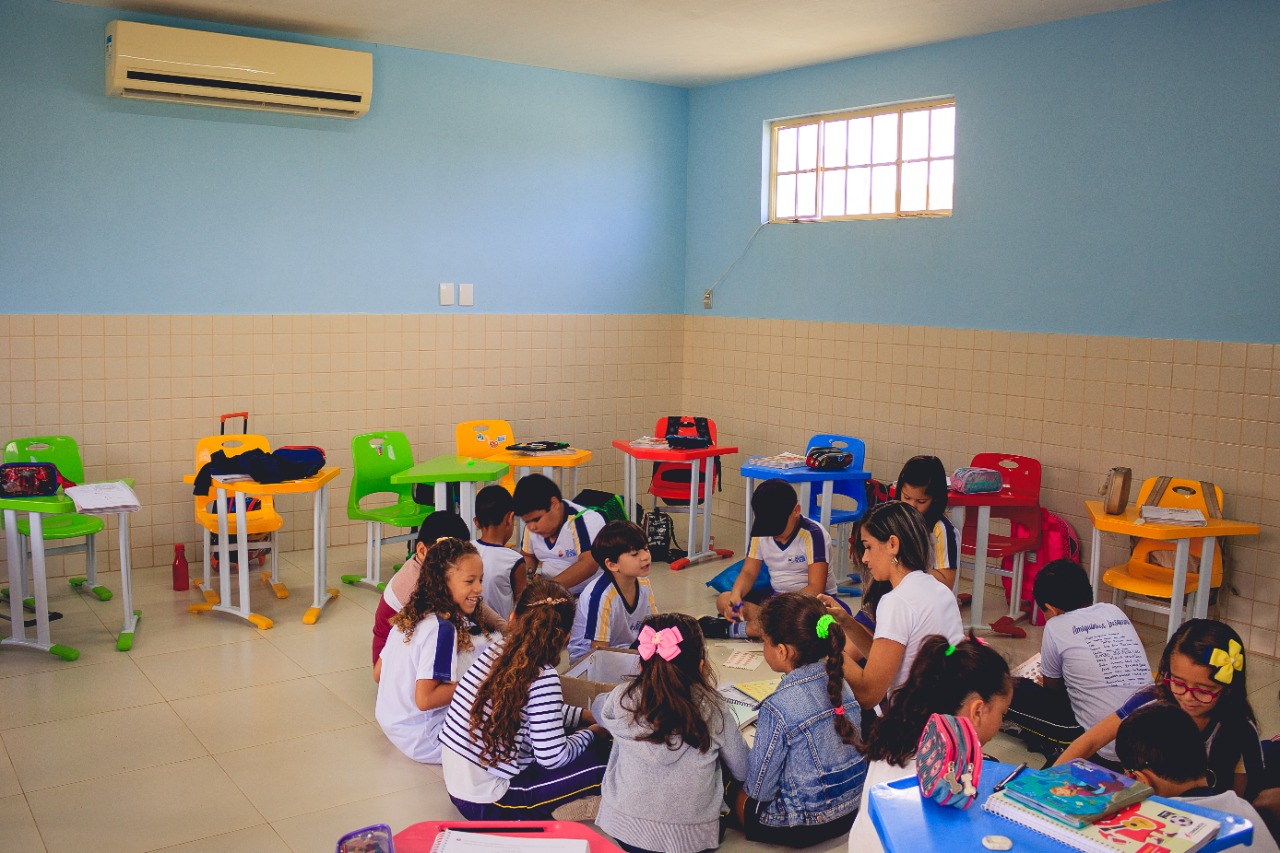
[{"left": 172, "top": 543, "right": 190, "bottom": 591}]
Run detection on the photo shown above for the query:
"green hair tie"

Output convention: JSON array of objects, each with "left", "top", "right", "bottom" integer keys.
[
  {"left": 815, "top": 614, "right": 837, "bottom": 640},
  {"left": 945, "top": 644, "right": 957, "bottom": 656}
]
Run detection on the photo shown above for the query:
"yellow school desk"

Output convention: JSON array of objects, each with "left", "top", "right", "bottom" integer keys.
[
  {"left": 186, "top": 467, "right": 341, "bottom": 629},
  {"left": 1085, "top": 500, "right": 1260, "bottom": 641}
]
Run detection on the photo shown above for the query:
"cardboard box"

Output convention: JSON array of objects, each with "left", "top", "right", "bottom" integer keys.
[{"left": 559, "top": 648, "right": 640, "bottom": 710}]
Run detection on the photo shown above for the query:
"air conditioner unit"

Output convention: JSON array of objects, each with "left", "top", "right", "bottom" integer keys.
[{"left": 105, "top": 21, "right": 372, "bottom": 119}]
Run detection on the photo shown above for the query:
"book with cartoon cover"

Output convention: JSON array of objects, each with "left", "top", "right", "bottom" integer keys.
[
  {"left": 985, "top": 792, "right": 1219, "bottom": 853},
  {"left": 1002, "top": 759, "right": 1154, "bottom": 828}
]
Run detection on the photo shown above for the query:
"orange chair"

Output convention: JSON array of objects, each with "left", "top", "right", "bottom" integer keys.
[
  {"left": 190, "top": 434, "right": 285, "bottom": 604},
  {"left": 1104, "top": 478, "right": 1225, "bottom": 622},
  {"left": 648, "top": 416, "right": 720, "bottom": 509},
  {"left": 959, "top": 453, "right": 1042, "bottom": 620},
  {"left": 455, "top": 418, "right": 517, "bottom": 492}
]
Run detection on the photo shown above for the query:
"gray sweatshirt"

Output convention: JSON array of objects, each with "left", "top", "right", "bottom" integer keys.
[{"left": 595, "top": 683, "right": 750, "bottom": 853}]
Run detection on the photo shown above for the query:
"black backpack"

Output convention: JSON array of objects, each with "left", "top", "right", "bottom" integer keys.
[{"left": 642, "top": 507, "right": 685, "bottom": 564}]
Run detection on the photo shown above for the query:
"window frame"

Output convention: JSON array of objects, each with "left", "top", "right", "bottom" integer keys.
[{"left": 767, "top": 98, "right": 956, "bottom": 223}]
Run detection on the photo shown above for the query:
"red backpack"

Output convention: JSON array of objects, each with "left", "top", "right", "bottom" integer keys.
[{"left": 1001, "top": 509, "right": 1081, "bottom": 626}]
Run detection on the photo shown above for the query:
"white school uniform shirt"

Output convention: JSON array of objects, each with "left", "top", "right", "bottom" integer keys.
[
  {"left": 568, "top": 574, "right": 658, "bottom": 660},
  {"left": 521, "top": 501, "right": 605, "bottom": 594},
  {"left": 472, "top": 538, "right": 524, "bottom": 621},
  {"left": 874, "top": 570, "right": 965, "bottom": 696},
  {"left": 1040, "top": 601, "right": 1152, "bottom": 762},
  {"left": 376, "top": 614, "right": 487, "bottom": 764},
  {"left": 747, "top": 515, "right": 837, "bottom": 595}
]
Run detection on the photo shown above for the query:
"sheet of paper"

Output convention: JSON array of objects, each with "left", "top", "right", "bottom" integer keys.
[
  {"left": 64, "top": 481, "right": 140, "bottom": 513},
  {"left": 429, "top": 828, "right": 589, "bottom": 853},
  {"left": 722, "top": 650, "right": 764, "bottom": 670}
]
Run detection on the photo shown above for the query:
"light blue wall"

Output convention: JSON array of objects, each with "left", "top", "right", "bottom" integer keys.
[
  {"left": 0, "top": 0, "right": 688, "bottom": 314},
  {"left": 685, "top": 0, "right": 1280, "bottom": 342}
]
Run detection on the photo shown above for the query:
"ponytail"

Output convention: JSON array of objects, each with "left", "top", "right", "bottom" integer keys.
[
  {"left": 759, "top": 593, "right": 861, "bottom": 747},
  {"left": 869, "top": 632, "right": 1011, "bottom": 767},
  {"left": 469, "top": 579, "right": 575, "bottom": 766}
]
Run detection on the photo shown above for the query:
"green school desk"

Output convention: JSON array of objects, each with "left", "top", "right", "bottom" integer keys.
[{"left": 390, "top": 455, "right": 510, "bottom": 537}]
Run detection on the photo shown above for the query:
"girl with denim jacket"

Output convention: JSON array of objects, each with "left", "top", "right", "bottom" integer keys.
[
  {"left": 728, "top": 593, "right": 868, "bottom": 847},
  {"left": 846, "top": 634, "right": 1012, "bottom": 853}
]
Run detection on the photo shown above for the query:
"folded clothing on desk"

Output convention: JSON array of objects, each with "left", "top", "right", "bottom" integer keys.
[{"left": 192, "top": 447, "right": 325, "bottom": 494}]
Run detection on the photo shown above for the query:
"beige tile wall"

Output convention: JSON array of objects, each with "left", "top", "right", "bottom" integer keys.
[
  {"left": 680, "top": 316, "right": 1280, "bottom": 657},
  {"left": 0, "top": 313, "right": 680, "bottom": 576},
  {"left": 2, "top": 313, "right": 1277, "bottom": 656}
]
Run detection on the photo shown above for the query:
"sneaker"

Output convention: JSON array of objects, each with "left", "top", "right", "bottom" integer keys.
[{"left": 698, "top": 615, "right": 731, "bottom": 639}]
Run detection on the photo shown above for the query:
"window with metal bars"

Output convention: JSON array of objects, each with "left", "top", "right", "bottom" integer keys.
[{"left": 770, "top": 99, "right": 955, "bottom": 222}]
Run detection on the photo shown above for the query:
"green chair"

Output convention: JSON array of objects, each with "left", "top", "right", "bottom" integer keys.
[
  {"left": 344, "top": 431, "right": 433, "bottom": 591},
  {"left": 3, "top": 436, "right": 111, "bottom": 602}
]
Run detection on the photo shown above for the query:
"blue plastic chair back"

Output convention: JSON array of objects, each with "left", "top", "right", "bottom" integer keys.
[{"left": 804, "top": 434, "right": 868, "bottom": 517}]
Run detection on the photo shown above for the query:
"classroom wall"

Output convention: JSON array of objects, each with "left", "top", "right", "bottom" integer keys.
[
  {"left": 684, "top": 0, "right": 1280, "bottom": 343},
  {"left": 0, "top": 0, "right": 689, "bottom": 315}
]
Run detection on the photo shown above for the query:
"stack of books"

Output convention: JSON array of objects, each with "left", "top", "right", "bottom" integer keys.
[
  {"left": 984, "top": 760, "right": 1219, "bottom": 852},
  {"left": 746, "top": 452, "right": 807, "bottom": 470}
]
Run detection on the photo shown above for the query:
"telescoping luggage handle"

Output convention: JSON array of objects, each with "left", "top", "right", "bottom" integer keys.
[{"left": 220, "top": 412, "right": 249, "bottom": 435}]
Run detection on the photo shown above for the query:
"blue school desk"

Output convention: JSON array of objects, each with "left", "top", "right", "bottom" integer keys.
[{"left": 867, "top": 760, "right": 1253, "bottom": 853}]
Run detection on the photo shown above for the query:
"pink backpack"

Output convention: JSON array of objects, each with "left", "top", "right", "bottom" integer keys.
[{"left": 1000, "top": 509, "right": 1081, "bottom": 626}]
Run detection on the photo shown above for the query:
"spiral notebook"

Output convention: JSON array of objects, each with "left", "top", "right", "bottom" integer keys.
[{"left": 985, "top": 792, "right": 1218, "bottom": 853}]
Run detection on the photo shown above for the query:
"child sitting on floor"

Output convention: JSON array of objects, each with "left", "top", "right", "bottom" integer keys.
[
  {"left": 371, "top": 511, "right": 505, "bottom": 669},
  {"left": 1116, "top": 703, "right": 1280, "bottom": 853},
  {"left": 439, "top": 579, "right": 612, "bottom": 820},
  {"left": 471, "top": 485, "right": 528, "bottom": 621},
  {"left": 595, "top": 613, "right": 748, "bottom": 853},
  {"left": 1057, "top": 618, "right": 1265, "bottom": 798},
  {"left": 846, "top": 633, "right": 1012, "bottom": 853},
  {"left": 707, "top": 478, "right": 838, "bottom": 639},
  {"left": 727, "top": 593, "right": 867, "bottom": 848},
  {"left": 514, "top": 474, "right": 606, "bottom": 595},
  {"left": 1004, "top": 558, "right": 1151, "bottom": 764},
  {"left": 568, "top": 520, "right": 657, "bottom": 660},
  {"left": 375, "top": 537, "right": 492, "bottom": 764}
]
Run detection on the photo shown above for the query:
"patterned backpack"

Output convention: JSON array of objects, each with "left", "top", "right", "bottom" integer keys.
[{"left": 917, "top": 713, "right": 983, "bottom": 809}]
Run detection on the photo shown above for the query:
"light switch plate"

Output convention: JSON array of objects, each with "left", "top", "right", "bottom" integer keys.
[
  {"left": 459, "top": 283, "right": 474, "bottom": 306},
  {"left": 439, "top": 282, "right": 455, "bottom": 306}
]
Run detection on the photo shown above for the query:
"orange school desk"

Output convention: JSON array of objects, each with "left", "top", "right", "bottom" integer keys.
[
  {"left": 185, "top": 467, "right": 342, "bottom": 629},
  {"left": 1085, "top": 500, "right": 1259, "bottom": 642}
]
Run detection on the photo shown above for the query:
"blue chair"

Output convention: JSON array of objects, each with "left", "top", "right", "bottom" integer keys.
[{"left": 804, "top": 434, "right": 868, "bottom": 588}]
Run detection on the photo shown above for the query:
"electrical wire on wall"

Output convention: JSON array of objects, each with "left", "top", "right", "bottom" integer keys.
[{"left": 701, "top": 221, "right": 767, "bottom": 309}]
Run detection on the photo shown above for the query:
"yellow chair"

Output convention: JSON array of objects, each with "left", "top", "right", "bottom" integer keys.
[
  {"left": 1103, "top": 477, "right": 1225, "bottom": 617},
  {"left": 455, "top": 418, "right": 517, "bottom": 492},
  {"left": 190, "top": 434, "right": 285, "bottom": 604}
]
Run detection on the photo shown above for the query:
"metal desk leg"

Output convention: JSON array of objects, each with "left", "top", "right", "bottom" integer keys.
[
  {"left": 434, "top": 482, "right": 447, "bottom": 516},
  {"left": 966, "top": 506, "right": 991, "bottom": 631},
  {"left": 460, "top": 482, "right": 477, "bottom": 537},
  {"left": 1193, "top": 537, "right": 1217, "bottom": 621},
  {"left": 947, "top": 506, "right": 966, "bottom": 596},
  {"left": 1, "top": 511, "right": 77, "bottom": 660},
  {"left": 699, "top": 458, "right": 713, "bottom": 556},
  {"left": 1167, "top": 538, "right": 1191, "bottom": 642},
  {"left": 115, "top": 511, "right": 140, "bottom": 651},
  {"left": 819, "top": 481, "right": 834, "bottom": 528},
  {"left": 304, "top": 484, "right": 338, "bottom": 625},
  {"left": 744, "top": 476, "right": 756, "bottom": 556},
  {"left": 1090, "top": 528, "right": 1104, "bottom": 603}
]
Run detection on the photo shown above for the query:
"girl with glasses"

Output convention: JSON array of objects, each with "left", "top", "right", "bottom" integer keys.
[{"left": 1054, "top": 619, "right": 1265, "bottom": 799}]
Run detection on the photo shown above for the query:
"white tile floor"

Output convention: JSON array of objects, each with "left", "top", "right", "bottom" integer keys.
[{"left": 1, "top": 541, "right": 1275, "bottom": 853}]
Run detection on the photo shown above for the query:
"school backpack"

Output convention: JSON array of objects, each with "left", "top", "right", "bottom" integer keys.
[
  {"left": 1000, "top": 508, "right": 1081, "bottom": 626},
  {"left": 571, "top": 489, "right": 630, "bottom": 524},
  {"left": 642, "top": 507, "right": 685, "bottom": 564},
  {"left": 916, "top": 713, "right": 982, "bottom": 809}
]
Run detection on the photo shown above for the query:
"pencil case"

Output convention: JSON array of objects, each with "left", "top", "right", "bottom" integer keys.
[
  {"left": 949, "top": 467, "right": 1003, "bottom": 494},
  {"left": 0, "top": 462, "right": 69, "bottom": 497},
  {"left": 917, "top": 713, "right": 982, "bottom": 809}
]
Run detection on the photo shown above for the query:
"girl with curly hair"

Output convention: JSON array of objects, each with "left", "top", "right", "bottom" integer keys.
[
  {"left": 440, "top": 579, "right": 612, "bottom": 820},
  {"left": 374, "top": 536, "right": 498, "bottom": 764}
]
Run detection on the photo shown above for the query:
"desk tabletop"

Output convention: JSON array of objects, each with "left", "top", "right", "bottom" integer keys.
[
  {"left": 611, "top": 439, "right": 739, "bottom": 461},
  {"left": 947, "top": 487, "right": 1039, "bottom": 508},
  {"left": 210, "top": 466, "right": 342, "bottom": 494},
  {"left": 488, "top": 447, "right": 592, "bottom": 468},
  {"left": 869, "top": 760, "right": 1252, "bottom": 853},
  {"left": 1085, "top": 500, "right": 1260, "bottom": 539},
  {"left": 740, "top": 463, "right": 870, "bottom": 483},
  {"left": 0, "top": 479, "right": 138, "bottom": 514},
  {"left": 390, "top": 455, "right": 509, "bottom": 485}
]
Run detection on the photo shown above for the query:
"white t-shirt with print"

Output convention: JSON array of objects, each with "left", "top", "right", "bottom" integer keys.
[
  {"left": 747, "top": 516, "right": 836, "bottom": 595},
  {"left": 521, "top": 501, "right": 605, "bottom": 594}
]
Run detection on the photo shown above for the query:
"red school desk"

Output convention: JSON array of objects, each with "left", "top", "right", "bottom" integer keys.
[
  {"left": 611, "top": 439, "right": 738, "bottom": 570},
  {"left": 945, "top": 486, "right": 1039, "bottom": 631}
]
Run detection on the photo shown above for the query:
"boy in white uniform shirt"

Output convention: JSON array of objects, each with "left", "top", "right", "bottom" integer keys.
[
  {"left": 568, "top": 520, "right": 657, "bottom": 660},
  {"left": 470, "top": 485, "right": 527, "bottom": 620},
  {"left": 514, "top": 474, "right": 605, "bottom": 595}
]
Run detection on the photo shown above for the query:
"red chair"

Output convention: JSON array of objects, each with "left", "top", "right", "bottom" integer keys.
[
  {"left": 959, "top": 453, "right": 1042, "bottom": 620},
  {"left": 648, "top": 415, "right": 720, "bottom": 508}
]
